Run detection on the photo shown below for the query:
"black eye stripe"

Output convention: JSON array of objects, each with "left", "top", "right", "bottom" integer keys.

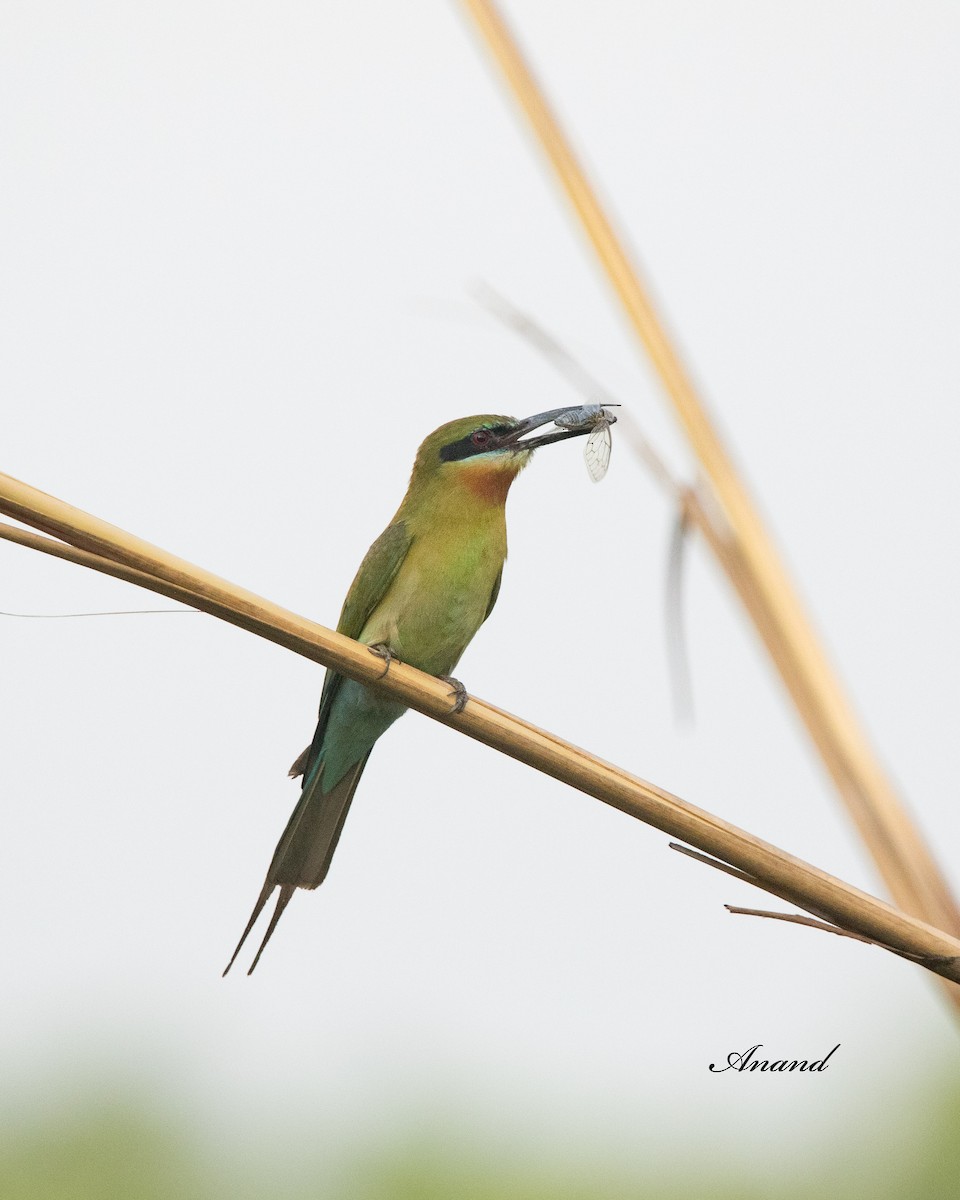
[
  {"left": 439, "top": 424, "right": 514, "bottom": 462},
  {"left": 440, "top": 435, "right": 482, "bottom": 462}
]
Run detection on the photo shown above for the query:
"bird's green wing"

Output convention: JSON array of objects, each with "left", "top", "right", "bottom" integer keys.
[
  {"left": 289, "top": 520, "right": 413, "bottom": 779},
  {"left": 483, "top": 566, "right": 503, "bottom": 623},
  {"left": 336, "top": 520, "right": 413, "bottom": 640}
]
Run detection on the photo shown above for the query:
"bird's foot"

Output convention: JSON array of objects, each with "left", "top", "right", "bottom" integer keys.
[
  {"left": 438, "top": 675, "right": 469, "bottom": 714},
  {"left": 368, "top": 642, "right": 397, "bottom": 679}
]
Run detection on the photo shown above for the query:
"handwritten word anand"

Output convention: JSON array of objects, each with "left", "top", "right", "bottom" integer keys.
[{"left": 709, "top": 1044, "right": 840, "bottom": 1073}]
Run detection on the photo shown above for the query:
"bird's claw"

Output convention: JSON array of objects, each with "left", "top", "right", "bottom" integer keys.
[
  {"left": 439, "top": 675, "right": 469, "bottom": 714},
  {"left": 368, "top": 642, "right": 396, "bottom": 679}
]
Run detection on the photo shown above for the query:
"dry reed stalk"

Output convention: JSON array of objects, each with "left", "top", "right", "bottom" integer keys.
[
  {"left": 459, "top": 0, "right": 960, "bottom": 1008},
  {"left": 2, "top": 474, "right": 960, "bottom": 983}
]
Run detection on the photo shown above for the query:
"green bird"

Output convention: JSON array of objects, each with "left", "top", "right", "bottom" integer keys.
[{"left": 224, "top": 406, "right": 606, "bottom": 974}]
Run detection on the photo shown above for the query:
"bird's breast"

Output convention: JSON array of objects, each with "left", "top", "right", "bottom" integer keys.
[{"left": 359, "top": 521, "right": 506, "bottom": 678}]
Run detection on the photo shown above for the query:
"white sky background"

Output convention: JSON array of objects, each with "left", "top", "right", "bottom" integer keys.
[{"left": 1, "top": 0, "right": 959, "bottom": 1177}]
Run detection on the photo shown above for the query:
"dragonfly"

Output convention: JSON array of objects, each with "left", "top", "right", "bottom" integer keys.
[{"left": 553, "top": 404, "right": 619, "bottom": 482}]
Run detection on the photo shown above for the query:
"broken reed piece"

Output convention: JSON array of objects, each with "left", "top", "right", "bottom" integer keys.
[{"left": 669, "top": 841, "right": 958, "bottom": 970}]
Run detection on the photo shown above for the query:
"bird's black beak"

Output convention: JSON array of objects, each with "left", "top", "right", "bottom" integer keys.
[{"left": 505, "top": 405, "right": 612, "bottom": 452}]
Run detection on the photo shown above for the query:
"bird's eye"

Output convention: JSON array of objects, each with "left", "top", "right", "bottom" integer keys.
[{"left": 471, "top": 429, "right": 492, "bottom": 448}]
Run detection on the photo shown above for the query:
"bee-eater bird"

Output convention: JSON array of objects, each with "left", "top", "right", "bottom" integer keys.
[{"left": 224, "top": 406, "right": 609, "bottom": 974}]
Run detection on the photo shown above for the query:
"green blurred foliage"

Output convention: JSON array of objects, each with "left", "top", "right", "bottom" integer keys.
[
  {"left": 0, "top": 1096, "right": 215, "bottom": 1200},
  {"left": 1, "top": 1074, "right": 958, "bottom": 1200}
]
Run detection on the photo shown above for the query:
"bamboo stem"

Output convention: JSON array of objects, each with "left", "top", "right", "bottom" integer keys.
[
  {"left": 458, "top": 0, "right": 960, "bottom": 1002},
  {"left": 2, "top": 469, "right": 960, "bottom": 982},
  {"left": 0, "top": 521, "right": 208, "bottom": 609}
]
